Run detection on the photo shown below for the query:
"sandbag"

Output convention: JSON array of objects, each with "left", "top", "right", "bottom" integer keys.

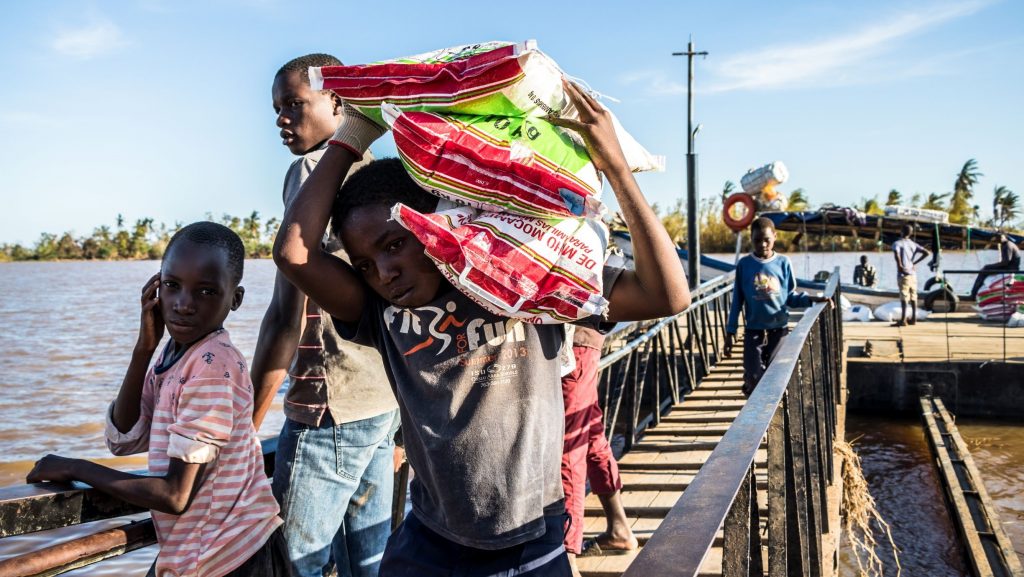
[
  {"left": 873, "top": 301, "right": 930, "bottom": 322},
  {"left": 383, "top": 103, "right": 604, "bottom": 219},
  {"left": 310, "top": 40, "right": 665, "bottom": 173},
  {"left": 391, "top": 203, "right": 609, "bottom": 323},
  {"left": 1007, "top": 306, "right": 1024, "bottom": 328},
  {"left": 842, "top": 304, "right": 873, "bottom": 322}
]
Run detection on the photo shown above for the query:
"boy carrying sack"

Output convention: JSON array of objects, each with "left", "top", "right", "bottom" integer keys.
[{"left": 273, "top": 79, "right": 690, "bottom": 576}]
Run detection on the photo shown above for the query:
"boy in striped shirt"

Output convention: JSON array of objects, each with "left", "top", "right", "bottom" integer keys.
[{"left": 28, "top": 222, "right": 288, "bottom": 577}]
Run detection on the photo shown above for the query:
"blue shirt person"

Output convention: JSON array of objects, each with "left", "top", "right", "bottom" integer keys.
[{"left": 725, "top": 217, "right": 828, "bottom": 395}]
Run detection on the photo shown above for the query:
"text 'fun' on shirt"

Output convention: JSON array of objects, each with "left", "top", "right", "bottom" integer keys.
[
  {"left": 105, "top": 329, "right": 281, "bottom": 577},
  {"left": 727, "top": 253, "right": 812, "bottom": 333},
  {"left": 335, "top": 268, "right": 621, "bottom": 551}
]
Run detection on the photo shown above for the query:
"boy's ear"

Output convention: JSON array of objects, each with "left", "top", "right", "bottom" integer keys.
[
  {"left": 330, "top": 92, "right": 344, "bottom": 116},
  {"left": 231, "top": 286, "right": 245, "bottom": 311}
]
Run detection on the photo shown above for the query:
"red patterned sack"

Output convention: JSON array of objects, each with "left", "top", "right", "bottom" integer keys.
[
  {"left": 391, "top": 203, "right": 609, "bottom": 323},
  {"left": 383, "top": 103, "right": 604, "bottom": 219}
]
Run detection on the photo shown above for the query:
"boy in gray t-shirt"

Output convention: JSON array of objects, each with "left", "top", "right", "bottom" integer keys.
[{"left": 274, "top": 81, "right": 692, "bottom": 575}]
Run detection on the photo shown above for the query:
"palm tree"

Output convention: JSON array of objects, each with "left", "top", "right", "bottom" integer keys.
[
  {"left": 243, "top": 211, "right": 261, "bottom": 241},
  {"left": 921, "top": 192, "right": 950, "bottom": 211},
  {"left": 950, "top": 159, "right": 982, "bottom": 224},
  {"left": 992, "top": 185, "right": 1019, "bottom": 228},
  {"left": 910, "top": 192, "right": 922, "bottom": 207},
  {"left": 788, "top": 188, "right": 809, "bottom": 211},
  {"left": 722, "top": 180, "right": 735, "bottom": 202},
  {"left": 885, "top": 189, "right": 902, "bottom": 206}
]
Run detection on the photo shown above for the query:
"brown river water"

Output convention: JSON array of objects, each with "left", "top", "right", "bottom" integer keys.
[{"left": 0, "top": 258, "right": 1020, "bottom": 575}]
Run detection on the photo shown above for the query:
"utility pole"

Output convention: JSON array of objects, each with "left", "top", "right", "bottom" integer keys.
[{"left": 673, "top": 38, "right": 708, "bottom": 288}]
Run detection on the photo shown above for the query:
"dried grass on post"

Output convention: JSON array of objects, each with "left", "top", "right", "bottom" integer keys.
[{"left": 838, "top": 438, "right": 902, "bottom": 577}]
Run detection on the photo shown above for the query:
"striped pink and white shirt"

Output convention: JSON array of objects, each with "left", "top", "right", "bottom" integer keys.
[{"left": 106, "top": 329, "right": 282, "bottom": 577}]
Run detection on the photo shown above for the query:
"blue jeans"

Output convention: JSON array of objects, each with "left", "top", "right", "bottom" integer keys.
[
  {"left": 273, "top": 409, "right": 400, "bottom": 577},
  {"left": 379, "top": 512, "right": 572, "bottom": 577}
]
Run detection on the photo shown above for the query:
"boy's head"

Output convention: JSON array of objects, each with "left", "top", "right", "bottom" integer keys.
[
  {"left": 332, "top": 159, "right": 443, "bottom": 308},
  {"left": 750, "top": 217, "right": 777, "bottom": 259},
  {"left": 901, "top": 224, "right": 915, "bottom": 238},
  {"left": 860, "top": 255, "right": 868, "bottom": 265},
  {"left": 160, "top": 222, "right": 245, "bottom": 345},
  {"left": 273, "top": 53, "right": 344, "bottom": 155}
]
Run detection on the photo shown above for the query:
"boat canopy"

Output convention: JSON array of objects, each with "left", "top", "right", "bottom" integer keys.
[{"left": 760, "top": 210, "right": 1023, "bottom": 250}]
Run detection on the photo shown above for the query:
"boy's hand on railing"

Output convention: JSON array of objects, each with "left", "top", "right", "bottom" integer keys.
[
  {"left": 138, "top": 273, "right": 164, "bottom": 353},
  {"left": 27, "top": 455, "right": 76, "bottom": 484},
  {"left": 393, "top": 446, "right": 406, "bottom": 474},
  {"left": 809, "top": 295, "right": 833, "bottom": 308},
  {"left": 723, "top": 333, "right": 735, "bottom": 358},
  {"left": 547, "top": 79, "right": 629, "bottom": 176}
]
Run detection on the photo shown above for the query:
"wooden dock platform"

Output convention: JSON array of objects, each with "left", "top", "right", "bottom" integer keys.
[
  {"left": 843, "top": 312, "right": 1024, "bottom": 363},
  {"left": 576, "top": 355, "right": 764, "bottom": 577}
]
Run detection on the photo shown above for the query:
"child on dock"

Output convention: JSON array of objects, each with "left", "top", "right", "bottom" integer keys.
[
  {"left": 27, "top": 222, "right": 288, "bottom": 577},
  {"left": 272, "top": 80, "right": 691, "bottom": 576},
  {"left": 724, "top": 217, "right": 828, "bottom": 396}
]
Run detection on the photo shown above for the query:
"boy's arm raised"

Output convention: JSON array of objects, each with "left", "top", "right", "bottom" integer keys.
[
  {"left": 273, "top": 110, "right": 384, "bottom": 324},
  {"left": 550, "top": 81, "right": 691, "bottom": 322},
  {"left": 111, "top": 273, "right": 162, "bottom": 434}
]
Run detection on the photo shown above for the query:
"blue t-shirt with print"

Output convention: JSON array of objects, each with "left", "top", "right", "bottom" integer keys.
[{"left": 727, "top": 253, "right": 811, "bottom": 333}]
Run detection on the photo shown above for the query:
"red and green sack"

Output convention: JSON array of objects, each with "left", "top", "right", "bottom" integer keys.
[
  {"left": 975, "top": 274, "right": 1024, "bottom": 321},
  {"left": 391, "top": 202, "right": 609, "bottom": 323},
  {"left": 310, "top": 40, "right": 665, "bottom": 174},
  {"left": 382, "top": 103, "right": 604, "bottom": 219}
]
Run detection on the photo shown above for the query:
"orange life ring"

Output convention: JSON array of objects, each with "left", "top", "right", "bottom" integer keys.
[{"left": 723, "top": 193, "right": 756, "bottom": 232}]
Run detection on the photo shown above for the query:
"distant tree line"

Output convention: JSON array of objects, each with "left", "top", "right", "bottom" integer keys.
[
  {"left": 647, "top": 158, "right": 1021, "bottom": 253},
  {"left": 4, "top": 159, "right": 1018, "bottom": 261},
  {"left": 0, "top": 212, "right": 279, "bottom": 262}
]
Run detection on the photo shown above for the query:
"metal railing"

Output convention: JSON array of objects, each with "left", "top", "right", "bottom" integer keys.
[
  {"left": 0, "top": 273, "right": 740, "bottom": 575},
  {"left": 928, "top": 269, "right": 1021, "bottom": 363},
  {"left": 596, "top": 272, "right": 736, "bottom": 452},
  {"left": 623, "top": 269, "right": 844, "bottom": 577}
]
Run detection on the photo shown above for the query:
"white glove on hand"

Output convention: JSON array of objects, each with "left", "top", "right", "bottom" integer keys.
[{"left": 328, "top": 102, "right": 387, "bottom": 159}]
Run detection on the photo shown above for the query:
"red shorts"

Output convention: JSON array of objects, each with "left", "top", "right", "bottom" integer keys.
[{"left": 561, "top": 345, "right": 623, "bottom": 554}]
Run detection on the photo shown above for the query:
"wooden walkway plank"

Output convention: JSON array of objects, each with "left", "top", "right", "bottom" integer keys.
[{"left": 577, "top": 353, "right": 767, "bottom": 577}]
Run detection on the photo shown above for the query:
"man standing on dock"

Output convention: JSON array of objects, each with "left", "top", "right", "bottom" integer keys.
[
  {"left": 970, "top": 233, "right": 1022, "bottom": 299},
  {"left": 892, "top": 224, "right": 931, "bottom": 327}
]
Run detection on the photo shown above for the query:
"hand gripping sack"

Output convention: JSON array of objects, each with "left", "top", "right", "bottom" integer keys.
[
  {"left": 383, "top": 103, "right": 605, "bottom": 219},
  {"left": 391, "top": 203, "right": 609, "bottom": 324},
  {"left": 310, "top": 40, "right": 665, "bottom": 173}
]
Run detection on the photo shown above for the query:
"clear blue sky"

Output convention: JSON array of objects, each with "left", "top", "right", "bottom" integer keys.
[{"left": 1, "top": 0, "right": 1021, "bottom": 245}]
